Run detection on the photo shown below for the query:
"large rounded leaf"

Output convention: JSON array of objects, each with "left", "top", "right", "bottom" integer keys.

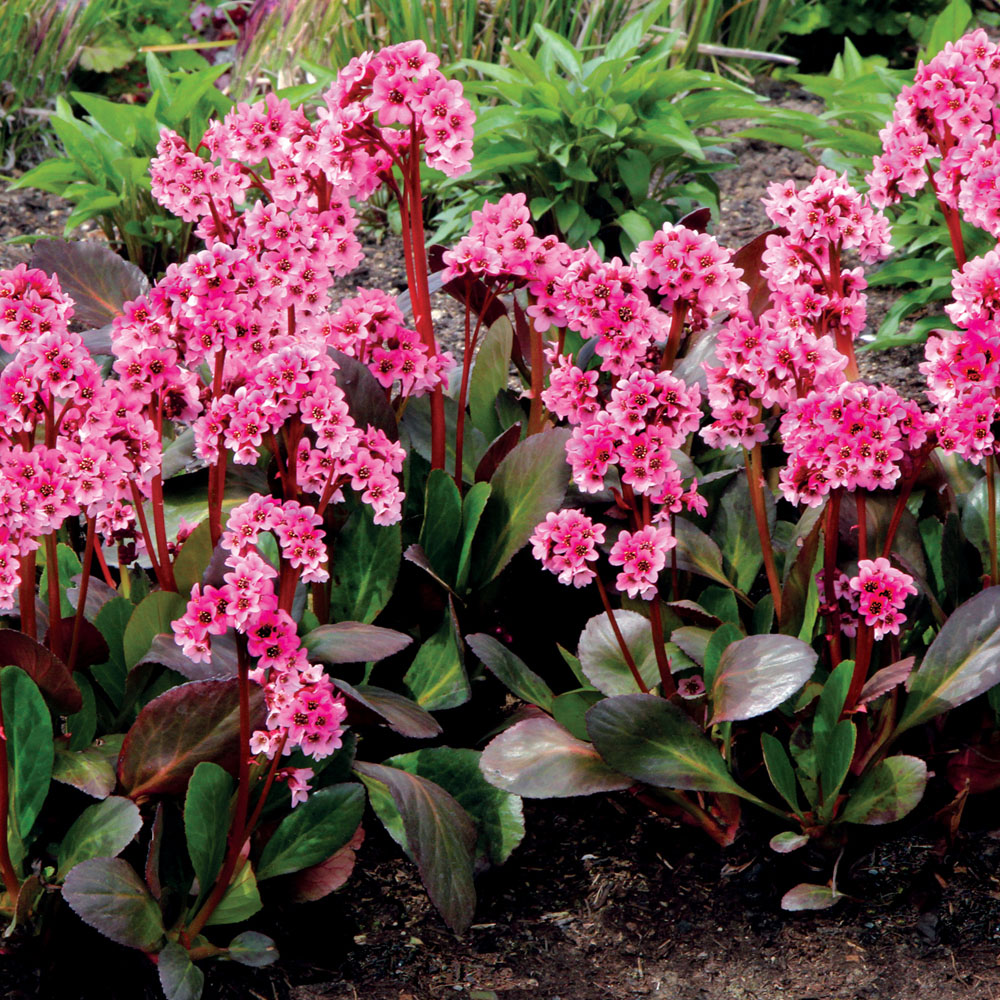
[
  {"left": 62, "top": 857, "right": 164, "bottom": 952},
  {"left": 354, "top": 762, "right": 477, "bottom": 934},
  {"left": 57, "top": 796, "right": 142, "bottom": 880},
  {"left": 709, "top": 634, "right": 817, "bottom": 724},
  {"left": 117, "top": 679, "right": 265, "bottom": 800},
  {"left": 578, "top": 610, "right": 660, "bottom": 696},
  {"left": 841, "top": 755, "right": 927, "bottom": 825},
  {"left": 0, "top": 629, "right": 82, "bottom": 713},
  {"left": 586, "top": 693, "right": 746, "bottom": 797},
  {"left": 479, "top": 715, "right": 631, "bottom": 798},
  {"left": 898, "top": 586, "right": 1000, "bottom": 733}
]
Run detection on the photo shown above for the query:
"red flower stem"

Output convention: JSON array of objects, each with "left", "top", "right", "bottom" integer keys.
[
  {"left": 595, "top": 575, "right": 648, "bottom": 694},
  {"left": 743, "top": 444, "right": 782, "bottom": 624},
  {"left": 129, "top": 482, "right": 165, "bottom": 588},
  {"left": 879, "top": 449, "right": 931, "bottom": 560},
  {"left": 823, "top": 490, "right": 843, "bottom": 668},
  {"left": 0, "top": 681, "right": 21, "bottom": 904},
  {"left": 856, "top": 491, "right": 868, "bottom": 563},
  {"left": 208, "top": 352, "right": 227, "bottom": 548},
  {"left": 149, "top": 471, "right": 176, "bottom": 592},
  {"left": 846, "top": 622, "right": 873, "bottom": 713},
  {"left": 18, "top": 551, "right": 36, "bottom": 640},
  {"left": 989, "top": 455, "right": 1000, "bottom": 588},
  {"left": 183, "top": 637, "right": 253, "bottom": 942},
  {"left": 44, "top": 532, "right": 63, "bottom": 654},
  {"left": 94, "top": 542, "right": 116, "bottom": 589},
  {"left": 528, "top": 312, "right": 546, "bottom": 435},
  {"left": 240, "top": 732, "right": 288, "bottom": 851},
  {"left": 647, "top": 596, "right": 676, "bottom": 697},
  {"left": 659, "top": 304, "right": 689, "bottom": 372},
  {"left": 67, "top": 517, "right": 97, "bottom": 673}
]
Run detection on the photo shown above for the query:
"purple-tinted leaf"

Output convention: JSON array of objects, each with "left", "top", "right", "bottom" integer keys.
[
  {"left": 665, "top": 601, "right": 722, "bottom": 628},
  {"left": 673, "top": 518, "right": 742, "bottom": 594},
  {"left": 671, "top": 626, "right": 712, "bottom": 667},
  {"left": 480, "top": 715, "right": 631, "bottom": 798},
  {"left": 143, "top": 632, "right": 237, "bottom": 681},
  {"left": 475, "top": 423, "right": 523, "bottom": 484},
  {"left": 899, "top": 586, "right": 1000, "bottom": 733},
  {"left": 302, "top": 622, "right": 413, "bottom": 664},
  {"left": 355, "top": 761, "right": 477, "bottom": 934},
  {"left": 948, "top": 741, "right": 1000, "bottom": 794},
  {"left": 228, "top": 930, "right": 279, "bottom": 968},
  {"left": 62, "top": 857, "right": 164, "bottom": 951},
  {"left": 678, "top": 207, "right": 712, "bottom": 233},
  {"left": 466, "top": 632, "right": 554, "bottom": 711},
  {"left": 68, "top": 574, "right": 120, "bottom": 623},
  {"left": 732, "top": 229, "right": 785, "bottom": 320},
  {"left": 769, "top": 831, "right": 808, "bottom": 854},
  {"left": 117, "top": 679, "right": 265, "bottom": 800},
  {"left": 402, "top": 543, "right": 457, "bottom": 594},
  {"left": 577, "top": 610, "right": 660, "bottom": 696},
  {"left": 31, "top": 240, "right": 149, "bottom": 329},
  {"left": 52, "top": 735, "right": 123, "bottom": 799},
  {"left": 841, "top": 755, "right": 927, "bottom": 825},
  {"left": 858, "top": 657, "right": 915, "bottom": 707},
  {"left": 779, "top": 509, "right": 823, "bottom": 639},
  {"left": 0, "top": 629, "right": 82, "bottom": 713},
  {"left": 586, "top": 694, "right": 747, "bottom": 797},
  {"left": 329, "top": 349, "right": 398, "bottom": 442},
  {"left": 290, "top": 826, "right": 365, "bottom": 903},
  {"left": 158, "top": 941, "right": 205, "bottom": 1000},
  {"left": 781, "top": 882, "right": 843, "bottom": 912},
  {"left": 333, "top": 678, "right": 442, "bottom": 739},
  {"left": 709, "top": 634, "right": 817, "bottom": 724}
]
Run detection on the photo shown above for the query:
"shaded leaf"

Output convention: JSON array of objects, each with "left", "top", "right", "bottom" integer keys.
[
  {"left": 228, "top": 930, "right": 279, "bottom": 968},
  {"left": 859, "top": 657, "right": 915, "bottom": 707},
  {"left": 328, "top": 500, "right": 401, "bottom": 624},
  {"left": 52, "top": 734, "right": 124, "bottom": 799},
  {"left": 290, "top": 827, "right": 365, "bottom": 902},
  {"left": 205, "top": 861, "right": 261, "bottom": 925},
  {"left": 577, "top": 610, "right": 660, "bottom": 695},
  {"left": 419, "top": 468, "right": 462, "bottom": 583},
  {"left": 118, "top": 680, "right": 265, "bottom": 800},
  {"left": 404, "top": 603, "right": 470, "bottom": 711},
  {"left": 158, "top": 941, "right": 205, "bottom": 1000},
  {"left": 123, "top": 592, "right": 190, "bottom": 671},
  {"left": 781, "top": 883, "right": 843, "bottom": 912},
  {"left": 466, "top": 633, "right": 554, "bottom": 711},
  {"left": 302, "top": 623, "right": 413, "bottom": 664},
  {"left": 479, "top": 715, "right": 631, "bottom": 798},
  {"left": 0, "top": 629, "right": 81, "bottom": 713},
  {"left": 770, "top": 831, "right": 809, "bottom": 853},
  {"left": 2, "top": 665, "right": 53, "bottom": 841},
  {"left": 184, "top": 763, "right": 232, "bottom": 902},
  {"left": 58, "top": 796, "right": 142, "bottom": 880},
  {"left": 62, "top": 857, "right": 164, "bottom": 951},
  {"left": 469, "top": 317, "right": 514, "bottom": 442},
  {"left": 474, "top": 424, "right": 522, "bottom": 485},
  {"left": 586, "top": 693, "right": 748, "bottom": 798},
  {"left": 709, "top": 635, "right": 817, "bottom": 724},
  {"left": 355, "top": 762, "right": 477, "bottom": 934},
  {"left": 330, "top": 349, "right": 398, "bottom": 442},
  {"left": 334, "top": 678, "right": 441, "bottom": 739}
]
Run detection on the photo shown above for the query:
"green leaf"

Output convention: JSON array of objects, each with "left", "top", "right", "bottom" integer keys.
[
  {"left": 761, "top": 734, "right": 801, "bottom": 816},
  {"left": 355, "top": 762, "right": 477, "bottom": 933},
  {"left": 815, "top": 660, "right": 853, "bottom": 739},
  {"left": 618, "top": 210, "right": 655, "bottom": 253},
  {"left": 673, "top": 518, "right": 746, "bottom": 597},
  {"left": 419, "top": 468, "right": 463, "bottom": 583},
  {"left": 157, "top": 941, "right": 205, "bottom": 1000},
  {"left": 781, "top": 882, "right": 843, "bottom": 911},
  {"left": 818, "top": 719, "right": 856, "bottom": 817},
  {"left": 465, "top": 633, "right": 554, "bottom": 711},
  {"left": 472, "top": 428, "right": 571, "bottom": 584},
  {"left": 52, "top": 735, "right": 123, "bottom": 799},
  {"left": 123, "top": 591, "right": 190, "bottom": 670},
  {"left": 841, "top": 755, "right": 927, "bottom": 825},
  {"left": 38, "top": 541, "right": 81, "bottom": 619},
  {"left": 921, "top": 0, "right": 972, "bottom": 59},
  {"left": 479, "top": 715, "right": 629, "bottom": 798},
  {"left": 227, "top": 931, "right": 278, "bottom": 967},
  {"left": 617, "top": 148, "right": 652, "bottom": 203},
  {"left": 552, "top": 688, "right": 604, "bottom": 742},
  {"left": 456, "top": 482, "right": 491, "bottom": 593},
  {"left": 301, "top": 623, "right": 413, "bottom": 664},
  {"left": 184, "top": 763, "right": 232, "bottom": 902},
  {"left": 715, "top": 474, "right": 774, "bottom": 592},
  {"left": 0, "top": 629, "right": 82, "bottom": 713},
  {"left": 532, "top": 24, "right": 583, "bottom": 78},
  {"left": 205, "top": 861, "right": 261, "bottom": 926},
  {"left": 586, "top": 694, "right": 751, "bottom": 799},
  {"left": 2, "top": 665, "right": 53, "bottom": 842},
  {"left": 93, "top": 596, "right": 133, "bottom": 706},
  {"left": 709, "top": 635, "right": 816, "bottom": 724},
  {"left": 469, "top": 317, "right": 513, "bottom": 443},
  {"left": 172, "top": 519, "right": 214, "bottom": 598},
  {"left": 257, "top": 783, "right": 365, "bottom": 881},
  {"left": 67, "top": 673, "right": 97, "bottom": 751},
  {"left": 62, "top": 857, "right": 164, "bottom": 951},
  {"left": 403, "top": 605, "right": 470, "bottom": 711},
  {"left": 898, "top": 586, "right": 1000, "bottom": 734},
  {"left": 577, "top": 609, "right": 661, "bottom": 696},
  {"left": 387, "top": 748, "right": 524, "bottom": 866},
  {"left": 333, "top": 678, "right": 441, "bottom": 739},
  {"left": 328, "top": 500, "right": 401, "bottom": 623},
  {"left": 702, "top": 623, "right": 742, "bottom": 692},
  {"left": 58, "top": 796, "right": 142, "bottom": 880}
]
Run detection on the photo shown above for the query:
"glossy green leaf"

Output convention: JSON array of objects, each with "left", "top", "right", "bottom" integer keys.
[
  {"left": 469, "top": 316, "right": 514, "bottom": 443},
  {"left": 577, "top": 610, "right": 660, "bottom": 696},
  {"left": 456, "top": 481, "right": 492, "bottom": 593},
  {"left": 702, "top": 623, "right": 742, "bottom": 692},
  {"left": 93, "top": 596, "right": 132, "bottom": 707},
  {"left": 53, "top": 737, "right": 122, "bottom": 799},
  {"left": 205, "top": 861, "right": 261, "bottom": 925},
  {"left": 123, "top": 591, "right": 190, "bottom": 670},
  {"left": 552, "top": 689, "right": 604, "bottom": 742},
  {"left": 62, "top": 857, "right": 164, "bottom": 951},
  {"left": 709, "top": 634, "right": 817, "bottom": 724},
  {"left": 471, "top": 428, "right": 571, "bottom": 584},
  {"left": 586, "top": 694, "right": 749, "bottom": 798},
  {"left": 716, "top": 474, "right": 775, "bottom": 592},
  {"left": 898, "top": 586, "right": 1000, "bottom": 734},
  {"left": 761, "top": 733, "right": 801, "bottom": 817},
  {"left": 466, "top": 633, "right": 554, "bottom": 711},
  {"left": 38, "top": 541, "right": 82, "bottom": 619},
  {"left": 58, "top": 796, "right": 142, "bottom": 880},
  {"left": 172, "top": 520, "right": 214, "bottom": 598},
  {"left": 257, "top": 783, "right": 365, "bottom": 881},
  {"left": 419, "top": 468, "right": 463, "bottom": 582},
  {"left": 480, "top": 715, "right": 630, "bottom": 798},
  {"left": 841, "top": 755, "right": 927, "bottom": 825},
  {"left": 387, "top": 748, "right": 524, "bottom": 865},
  {"left": 184, "top": 763, "right": 232, "bottom": 902},
  {"left": 815, "top": 660, "right": 853, "bottom": 738},
  {"left": 355, "top": 762, "right": 477, "bottom": 933},
  {"left": 818, "top": 719, "right": 856, "bottom": 816},
  {"left": 404, "top": 605, "right": 470, "bottom": 711},
  {"left": 2, "top": 665, "right": 53, "bottom": 842},
  {"left": 328, "top": 500, "right": 401, "bottom": 623},
  {"left": 157, "top": 941, "right": 205, "bottom": 1000}
]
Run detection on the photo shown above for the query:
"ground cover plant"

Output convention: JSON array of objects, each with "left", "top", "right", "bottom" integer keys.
[{"left": 7, "top": 19, "right": 1000, "bottom": 1000}]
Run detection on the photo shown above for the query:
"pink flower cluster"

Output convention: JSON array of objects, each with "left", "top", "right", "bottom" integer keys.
[
  {"left": 923, "top": 251, "right": 1000, "bottom": 463},
  {"left": 530, "top": 509, "right": 605, "bottom": 588},
  {"left": 173, "top": 494, "right": 347, "bottom": 764},
  {"left": 823, "top": 559, "right": 917, "bottom": 641},
  {"left": 702, "top": 167, "right": 892, "bottom": 449},
  {"left": 867, "top": 29, "right": 1000, "bottom": 233},
  {"left": 778, "top": 382, "right": 929, "bottom": 507},
  {"left": 609, "top": 524, "right": 676, "bottom": 600}
]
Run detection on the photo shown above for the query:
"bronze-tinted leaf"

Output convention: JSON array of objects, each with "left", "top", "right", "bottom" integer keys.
[
  {"left": 334, "top": 678, "right": 442, "bottom": 739},
  {"left": 0, "top": 629, "right": 82, "bottom": 713}
]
